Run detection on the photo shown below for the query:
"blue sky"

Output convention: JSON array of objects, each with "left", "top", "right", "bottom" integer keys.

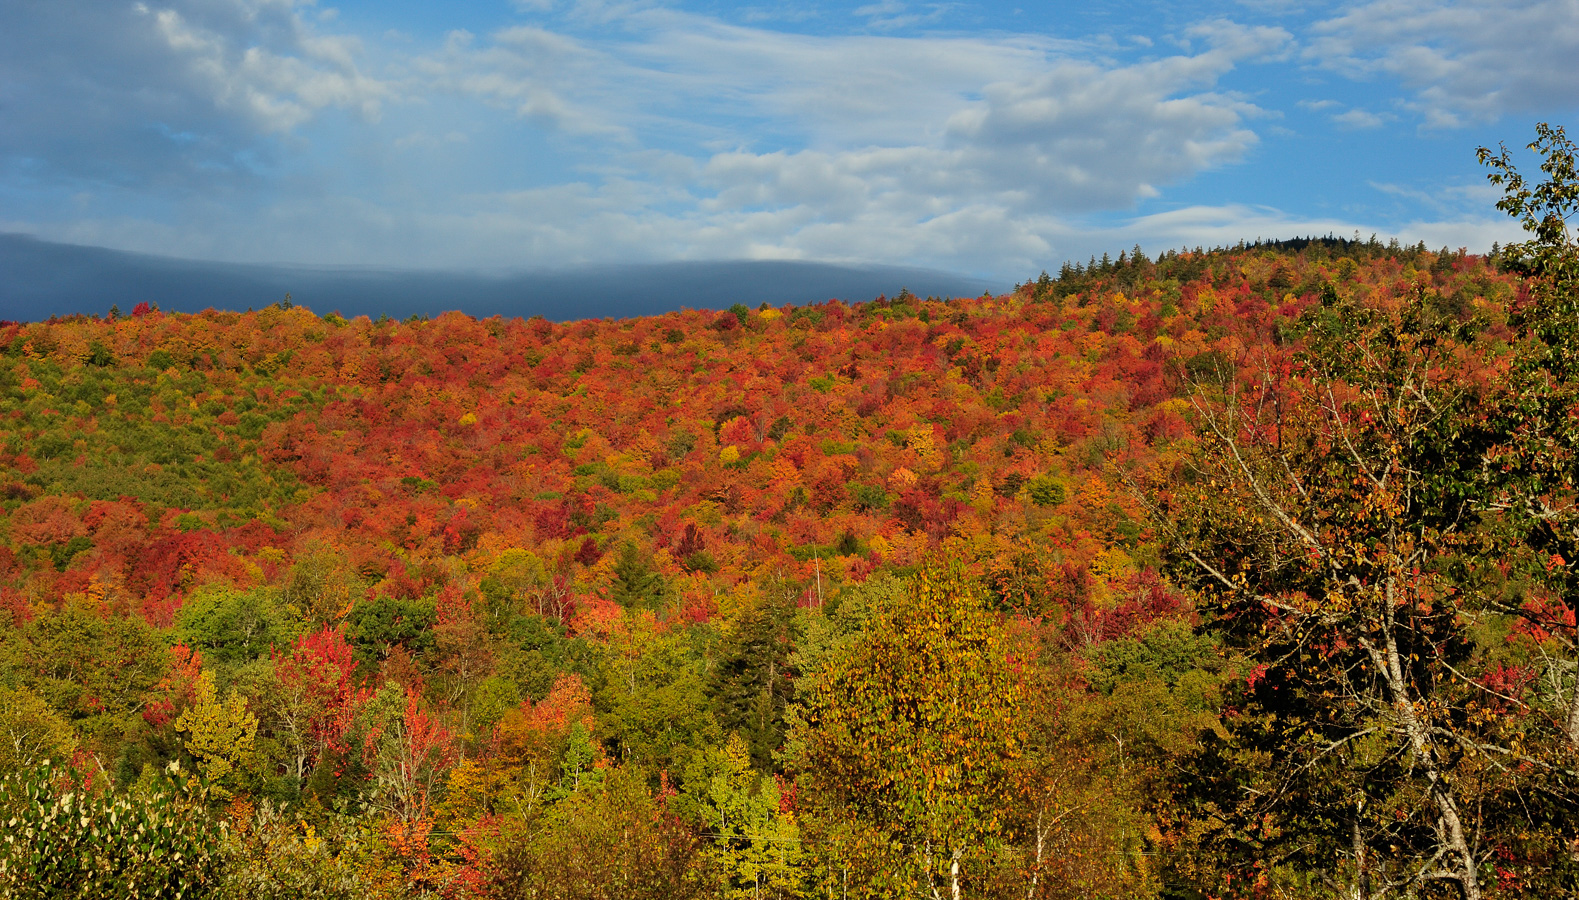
[{"left": 3, "top": 0, "right": 1577, "bottom": 282}]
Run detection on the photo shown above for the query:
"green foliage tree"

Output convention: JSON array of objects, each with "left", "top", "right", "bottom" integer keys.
[
  {"left": 175, "top": 586, "right": 292, "bottom": 669},
  {"left": 709, "top": 591, "right": 796, "bottom": 771},
  {"left": 1153, "top": 275, "right": 1579, "bottom": 897},
  {"left": 680, "top": 733, "right": 802, "bottom": 898},
  {"left": 488, "top": 768, "right": 714, "bottom": 900},
  {"left": 1479, "top": 123, "right": 1579, "bottom": 755},
  {"left": 282, "top": 546, "right": 364, "bottom": 626},
  {"left": 592, "top": 612, "right": 718, "bottom": 771},
  {"left": 485, "top": 547, "right": 551, "bottom": 618},
  {"left": 1030, "top": 620, "right": 1226, "bottom": 900},
  {"left": 346, "top": 595, "right": 438, "bottom": 668},
  {"left": 1, "top": 601, "right": 167, "bottom": 749},
  {"left": 1479, "top": 123, "right": 1579, "bottom": 324},
  {"left": 1025, "top": 473, "right": 1067, "bottom": 507},
  {"left": 551, "top": 721, "right": 603, "bottom": 800},
  {"left": 215, "top": 801, "right": 368, "bottom": 900},
  {"left": 609, "top": 543, "right": 666, "bottom": 610}
]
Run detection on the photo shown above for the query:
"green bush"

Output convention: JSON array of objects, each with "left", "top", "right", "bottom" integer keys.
[
  {"left": 0, "top": 763, "right": 222, "bottom": 900},
  {"left": 214, "top": 802, "right": 368, "bottom": 900},
  {"left": 1025, "top": 473, "right": 1067, "bottom": 506},
  {"left": 849, "top": 483, "right": 889, "bottom": 512}
]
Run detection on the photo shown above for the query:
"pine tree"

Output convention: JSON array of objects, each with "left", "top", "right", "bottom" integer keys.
[
  {"left": 710, "top": 593, "right": 796, "bottom": 770},
  {"left": 610, "top": 543, "right": 666, "bottom": 610}
]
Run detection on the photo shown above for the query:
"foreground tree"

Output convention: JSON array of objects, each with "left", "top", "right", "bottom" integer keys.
[
  {"left": 680, "top": 733, "right": 802, "bottom": 899},
  {"left": 0, "top": 685, "right": 76, "bottom": 774},
  {"left": 793, "top": 565, "right": 1023, "bottom": 900},
  {"left": 487, "top": 768, "right": 713, "bottom": 900},
  {"left": 1152, "top": 265, "right": 1579, "bottom": 897},
  {"left": 175, "top": 671, "right": 259, "bottom": 800},
  {"left": 1479, "top": 123, "right": 1579, "bottom": 755},
  {"left": 360, "top": 683, "right": 457, "bottom": 825},
  {"left": 263, "top": 626, "right": 365, "bottom": 785},
  {"left": 0, "top": 762, "right": 223, "bottom": 899}
]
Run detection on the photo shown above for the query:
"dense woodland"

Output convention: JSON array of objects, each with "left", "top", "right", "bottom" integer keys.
[{"left": 3, "top": 129, "right": 1579, "bottom": 899}]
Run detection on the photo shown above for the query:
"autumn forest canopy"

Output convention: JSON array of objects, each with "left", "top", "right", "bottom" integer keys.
[{"left": 3, "top": 126, "right": 1579, "bottom": 899}]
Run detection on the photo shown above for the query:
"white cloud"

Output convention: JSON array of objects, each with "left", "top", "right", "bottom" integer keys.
[
  {"left": 1296, "top": 98, "right": 1392, "bottom": 130},
  {"left": 393, "top": 130, "right": 469, "bottom": 149},
  {"left": 1368, "top": 179, "right": 1503, "bottom": 214},
  {"left": 6, "top": 1, "right": 1534, "bottom": 280},
  {"left": 1307, "top": 0, "right": 1579, "bottom": 127},
  {"left": 0, "top": 0, "right": 393, "bottom": 198},
  {"left": 1108, "top": 203, "right": 1523, "bottom": 259},
  {"left": 1332, "top": 108, "right": 1388, "bottom": 129},
  {"left": 262, "top": 9, "right": 1282, "bottom": 273},
  {"left": 138, "top": 0, "right": 389, "bottom": 133},
  {"left": 940, "top": 56, "right": 1266, "bottom": 209},
  {"left": 415, "top": 25, "right": 631, "bottom": 138},
  {"left": 1181, "top": 19, "right": 1294, "bottom": 60},
  {"left": 427, "top": 13, "right": 1283, "bottom": 216},
  {"left": 852, "top": 1, "right": 954, "bottom": 31}
]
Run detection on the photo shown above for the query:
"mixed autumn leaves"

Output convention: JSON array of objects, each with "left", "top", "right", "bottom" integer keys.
[{"left": 2, "top": 159, "right": 1578, "bottom": 899}]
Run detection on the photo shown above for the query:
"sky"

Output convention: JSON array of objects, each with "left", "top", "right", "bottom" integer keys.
[{"left": 3, "top": 0, "right": 1578, "bottom": 284}]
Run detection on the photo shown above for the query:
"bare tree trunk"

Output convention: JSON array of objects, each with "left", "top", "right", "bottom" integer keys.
[
  {"left": 1027, "top": 809, "right": 1046, "bottom": 900},
  {"left": 950, "top": 846, "right": 964, "bottom": 900},
  {"left": 1374, "top": 604, "right": 1482, "bottom": 900},
  {"left": 1566, "top": 660, "right": 1579, "bottom": 751},
  {"left": 1350, "top": 802, "right": 1366, "bottom": 900}
]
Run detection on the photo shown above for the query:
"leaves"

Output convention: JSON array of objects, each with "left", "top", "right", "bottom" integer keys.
[
  {"left": 0, "top": 225, "right": 1557, "bottom": 896},
  {"left": 0, "top": 762, "right": 223, "bottom": 899},
  {"left": 175, "top": 672, "right": 258, "bottom": 799},
  {"left": 794, "top": 565, "right": 1023, "bottom": 895}
]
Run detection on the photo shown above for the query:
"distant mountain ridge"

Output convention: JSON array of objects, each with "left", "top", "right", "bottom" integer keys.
[{"left": 0, "top": 232, "right": 999, "bottom": 322}]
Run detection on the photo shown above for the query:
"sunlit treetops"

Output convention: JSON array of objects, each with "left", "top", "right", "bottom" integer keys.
[
  {"left": 0, "top": 229, "right": 1554, "bottom": 899},
  {"left": 0, "top": 239, "right": 1510, "bottom": 633}
]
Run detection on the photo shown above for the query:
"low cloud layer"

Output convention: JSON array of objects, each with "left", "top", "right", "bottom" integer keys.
[{"left": 0, "top": 232, "right": 997, "bottom": 321}]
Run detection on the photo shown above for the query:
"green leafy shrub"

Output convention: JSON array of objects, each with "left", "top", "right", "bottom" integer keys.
[
  {"left": 0, "top": 763, "right": 222, "bottom": 899},
  {"left": 1025, "top": 473, "right": 1067, "bottom": 506},
  {"left": 214, "top": 802, "right": 368, "bottom": 900},
  {"left": 848, "top": 483, "right": 888, "bottom": 512}
]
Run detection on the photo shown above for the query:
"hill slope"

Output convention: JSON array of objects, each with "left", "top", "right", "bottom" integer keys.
[{"left": 1, "top": 237, "right": 1554, "bottom": 898}]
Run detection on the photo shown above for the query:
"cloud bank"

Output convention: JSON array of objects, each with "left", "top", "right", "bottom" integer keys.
[{"left": 1, "top": 0, "right": 1569, "bottom": 285}]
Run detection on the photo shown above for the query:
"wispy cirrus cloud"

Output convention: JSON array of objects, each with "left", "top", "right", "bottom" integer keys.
[{"left": 389, "top": 11, "right": 1290, "bottom": 270}]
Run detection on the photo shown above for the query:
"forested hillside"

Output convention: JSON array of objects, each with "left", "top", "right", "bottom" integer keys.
[{"left": 2, "top": 193, "right": 1577, "bottom": 898}]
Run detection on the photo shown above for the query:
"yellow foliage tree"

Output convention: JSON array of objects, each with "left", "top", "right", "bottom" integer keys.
[
  {"left": 795, "top": 564, "right": 1022, "bottom": 898},
  {"left": 0, "top": 684, "right": 76, "bottom": 774},
  {"left": 689, "top": 734, "right": 802, "bottom": 898},
  {"left": 175, "top": 671, "right": 258, "bottom": 798}
]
